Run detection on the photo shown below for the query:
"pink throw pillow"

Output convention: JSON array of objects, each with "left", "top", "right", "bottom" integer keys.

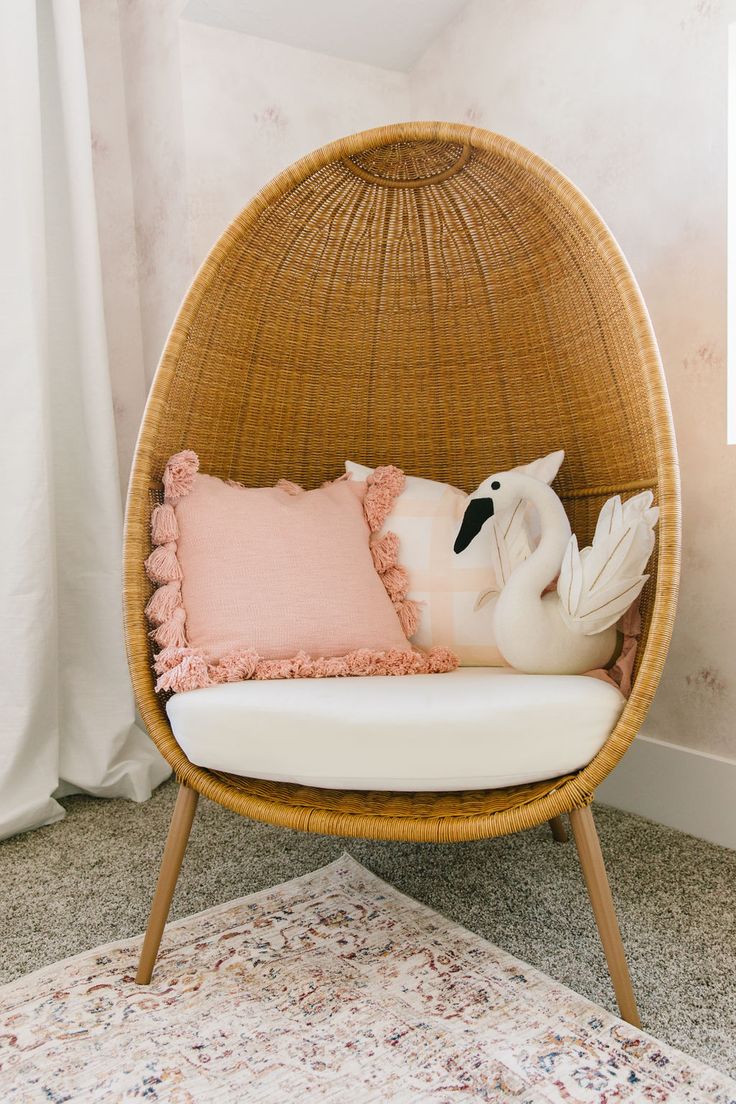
[{"left": 144, "top": 452, "right": 457, "bottom": 692}]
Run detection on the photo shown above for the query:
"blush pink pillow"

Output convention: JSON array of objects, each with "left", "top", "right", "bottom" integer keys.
[{"left": 144, "top": 452, "right": 457, "bottom": 692}]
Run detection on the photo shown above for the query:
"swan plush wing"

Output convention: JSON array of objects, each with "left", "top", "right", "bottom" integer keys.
[
  {"left": 557, "top": 491, "right": 658, "bottom": 636},
  {"left": 498, "top": 497, "right": 534, "bottom": 568}
]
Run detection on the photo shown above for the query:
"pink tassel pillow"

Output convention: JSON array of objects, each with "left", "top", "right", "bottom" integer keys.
[{"left": 145, "top": 452, "right": 457, "bottom": 692}]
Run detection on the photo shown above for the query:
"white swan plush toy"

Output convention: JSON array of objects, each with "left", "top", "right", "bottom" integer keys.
[{"left": 453, "top": 461, "right": 658, "bottom": 675}]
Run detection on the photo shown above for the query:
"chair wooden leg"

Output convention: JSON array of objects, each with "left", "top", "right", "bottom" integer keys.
[
  {"left": 569, "top": 805, "right": 640, "bottom": 1027},
  {"left": 548, "top": 815, "right": 568, "bottom": 843},
  {"left": 135, "top": 783, "right": 199, "bottom": 986}
]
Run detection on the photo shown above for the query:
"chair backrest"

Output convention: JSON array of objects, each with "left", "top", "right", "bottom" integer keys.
[{"left": 124, "top": 122, "right": 680, "bottom": 766}]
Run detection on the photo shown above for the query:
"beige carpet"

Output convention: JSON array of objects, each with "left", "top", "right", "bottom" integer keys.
[
  {"left": 1, "top": 782, "right": 735, "bottom": 1080},
  {"left": 2, "top": 853, "right": 735, "bottom": 1102}
]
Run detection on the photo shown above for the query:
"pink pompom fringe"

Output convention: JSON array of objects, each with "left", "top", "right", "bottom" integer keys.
[
  {"left": 370, "top": 531, "right": 399, "bottom": 573},
  {"left": 364, "top": 465, "right": 406, "bottom": 532},
  {"left": 145, "top": 451, "right": 198, "bottom": 652},
  {"left": 362, "top": 465, "right": 424, "bottom": 641},
  {"left": 156, "top": 651, "right": 211, "bottom": 693},
  {"left": 162, "top": 449, "right": 199, "bottom": 503},
  {"left": 154, "top": 646, "right": 197, "bottom": 673},
  {"left": 154, "top": 644, "right": 458, "bottom": 694},
  {"left": 145, "top": 580, "right": 182, "bottom": 626},
  {"left": 150, "top": 607, "right": 187, "bottom": 649},
  {"left": 275, "top": 478, "right": 302, "bottom": 496},
  {"left": 396, "top": 597, "right": 421, "bottom": 638},
  {"left": 151, "top": 502, "right": 179, "bottom": 545},
  {"left": 380, "top": 564, "right": 410, "bottom": 602},
  {"left": 144, "top": 542, "right": 182, "bottom": 584}
]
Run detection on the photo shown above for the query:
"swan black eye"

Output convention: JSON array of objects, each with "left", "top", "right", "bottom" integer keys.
[{"left": 491, "top": 480, "right": 501, "bottom": 490}]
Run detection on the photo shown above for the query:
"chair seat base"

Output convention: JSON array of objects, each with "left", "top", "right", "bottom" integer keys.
[{"left": 186, "top": 763, "right": 588, "bottom": 842}]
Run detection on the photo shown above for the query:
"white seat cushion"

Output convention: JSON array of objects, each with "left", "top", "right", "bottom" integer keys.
[{"left": 166, "top": 668, "right": 625, "bottom": 792}]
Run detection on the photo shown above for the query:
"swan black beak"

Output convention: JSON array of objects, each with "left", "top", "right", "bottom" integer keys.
[{"left": 454, "top": 497, "right": 494, "bottom": 553}]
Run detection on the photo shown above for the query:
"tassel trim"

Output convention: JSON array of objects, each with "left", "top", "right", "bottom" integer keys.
[
  {"left": 275, "top": 478, "right": 302, "bottom": 496},
  {"left": 365, "top": 465, "right": 421, "bottom": 640},
  {"left": 145, "top": 580, "right": 182, "bottom": 626},
  {"left": 364, "top": 465, "right": 405, "bottom": 532},
  {"left": 150, "top": 606, "right": 187, "bottom": 649},
  {"left": 145, "top": 452, "right": 199, "bottom": 652},
  {"left": 151, "top": 502, "right": 178, "bottom": 545},
  {"left": 396, "top": 597, "right": 422, "bottom": 638},
  {"left": 154, "top": 645, "right": 458, "bottom": 694},
  {"left": 144, "top": 542, "right": 182, "bottom": 584},
  {"left": 162, "top": 449, "right": 199, "bottom": 502},
  {"left": 370, "top": 531, "right": 399, "bottom": 573}
]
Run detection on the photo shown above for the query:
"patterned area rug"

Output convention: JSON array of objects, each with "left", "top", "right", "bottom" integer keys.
[{"left": 1, "top": 855, "right": 734, "bottom": 1103}]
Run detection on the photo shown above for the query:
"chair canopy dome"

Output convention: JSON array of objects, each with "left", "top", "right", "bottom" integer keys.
[{"left": 124, "top": 122, "right": 679, "bottom": 841}]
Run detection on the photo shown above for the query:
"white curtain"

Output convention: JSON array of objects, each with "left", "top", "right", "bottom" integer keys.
[{"left": 0, "top": 0, "right": 170, "bottom": 840}]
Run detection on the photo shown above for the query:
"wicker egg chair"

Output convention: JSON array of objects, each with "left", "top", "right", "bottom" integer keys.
[{"left": 123, "top": 122, "right": 680, "bottom": 1026}]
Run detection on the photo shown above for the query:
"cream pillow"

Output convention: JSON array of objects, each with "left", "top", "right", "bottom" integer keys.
[{"left": 345, "top": 452, "right": 564, "bottom": 666}]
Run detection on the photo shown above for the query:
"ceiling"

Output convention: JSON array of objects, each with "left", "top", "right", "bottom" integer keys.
[{"left": 180, "top": 0, "right": 469, "bottom": 72}]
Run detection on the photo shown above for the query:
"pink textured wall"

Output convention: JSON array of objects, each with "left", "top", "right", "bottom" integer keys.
[
  {"left": 408, "top": 0, "right": 736, "bottom": 760},
  {"left": 82, "top": 0, "right": 735, "bottom": 761}
]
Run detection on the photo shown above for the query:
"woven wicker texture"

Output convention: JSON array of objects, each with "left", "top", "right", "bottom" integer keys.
[{"left": 123, "top": 122, "right": 680, "bottom": 843}]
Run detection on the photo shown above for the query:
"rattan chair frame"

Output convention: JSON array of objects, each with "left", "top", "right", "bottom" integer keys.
[{"left": 123, "top": 123, "right": 680, "bottom": 1019}]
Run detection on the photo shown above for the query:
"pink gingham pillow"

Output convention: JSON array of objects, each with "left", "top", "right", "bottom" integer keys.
[
  {"left": 345, "top": 452, "right": 564, "bottom": 666},
  {"left": 144, "top": 452, "right": 457, "bottom": 692}
]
